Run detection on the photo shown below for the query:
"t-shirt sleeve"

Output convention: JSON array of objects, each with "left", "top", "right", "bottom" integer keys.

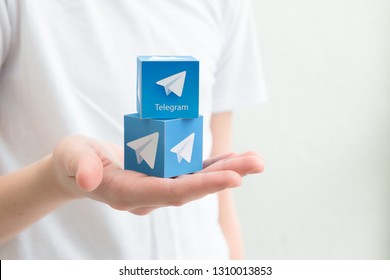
[
  {"left": 212, "top": 0, "right": 267, "bottom": 113},
  {"left": 0, "top": 0, "right": 11, "bottom": 69}
]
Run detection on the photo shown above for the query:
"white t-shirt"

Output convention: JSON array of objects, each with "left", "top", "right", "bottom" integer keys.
[{"left": 0, "top": 0, "right": 267, "bottom": 259}]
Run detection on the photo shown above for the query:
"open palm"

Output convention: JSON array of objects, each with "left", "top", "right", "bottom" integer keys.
[{"left": 51, "top": 135, "right": 264, "bottom": 215}]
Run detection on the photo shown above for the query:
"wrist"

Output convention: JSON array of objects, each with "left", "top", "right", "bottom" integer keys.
[{"left": 0, "top": 154, "right": 76, "bottom": 243}]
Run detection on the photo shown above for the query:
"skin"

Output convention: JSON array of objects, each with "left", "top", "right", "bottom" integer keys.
[
  {"left": 211, "top": 111, "right": 245, "bottom": 259},
  {"left": 0, "top": 118, "right": 264, "bottom": 252}
]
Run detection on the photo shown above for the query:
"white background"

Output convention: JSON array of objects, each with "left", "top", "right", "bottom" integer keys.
[{"left": 233, "top": 0, "right": 390, "bottom": 259}]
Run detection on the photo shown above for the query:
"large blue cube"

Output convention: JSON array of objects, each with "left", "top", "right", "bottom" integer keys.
[
  {"left": 124, "top": 113, "right": 203, "bottom": 178},
  {"left": 137, "top": 56, "right": 199, "bottom": 119}
]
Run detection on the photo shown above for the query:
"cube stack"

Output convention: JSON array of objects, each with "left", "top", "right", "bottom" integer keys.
[{"left": 124, "top": 56, "right": 203, "bottom": 178}]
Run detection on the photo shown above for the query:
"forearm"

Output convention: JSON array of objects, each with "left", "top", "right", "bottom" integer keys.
[
  {"left": 0, "top": 155, "right": 71, "bottom": 244},
  {"left": 218, "top": 189, "right": 243, "bottom": 259},
  {"left": 211, "top": 112, "right": 244, "bottom": 259}
]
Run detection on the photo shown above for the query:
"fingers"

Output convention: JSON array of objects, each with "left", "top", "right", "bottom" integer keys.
[
  {"left": 165, "top": 170, "right": 242, "bottom": 206},
  {"left": 103, "top": 169, "right": 242, "bottom": 210},
  {"left": 201, "top": 151, "right": 264, "bottom": 176},
  {"left": 87, "top": 150, "right": 264, "bottom": 213},
  {"left": 127, "top": 152, "right": 263, "bottom": 210},
  {"left": 125, "top": 170, "right": 241, "bottom": 214},
  {"left": 129, "top": 207, "right": 156, "bottom": 216},
  {"left": 202, "top": 152, "right": 237, "bottom": 169}
]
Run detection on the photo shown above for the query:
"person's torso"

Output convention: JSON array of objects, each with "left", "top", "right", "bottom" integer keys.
[{"left": 0, "top": 0, "right": 228, "bottom": 259}]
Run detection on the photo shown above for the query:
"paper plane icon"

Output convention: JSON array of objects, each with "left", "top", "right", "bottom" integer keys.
[
  {"left": 156, "top": 71, "right": 186, "bottom": 97},
  {"left": 127, "top": 132, "right": 159, "bottom": 169},
  {"left": 170, "top": 133, "right": 195, "bottom": 163}
]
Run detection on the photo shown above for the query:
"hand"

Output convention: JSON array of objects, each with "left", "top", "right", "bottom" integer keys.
[{"left": 51, "top": 135, "right": 264, "bottom": 215}]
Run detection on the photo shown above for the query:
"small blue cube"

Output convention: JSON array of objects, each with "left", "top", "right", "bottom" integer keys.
[
  {"left": 137, "top": 56, "right": 199, "bottom": 119},
  {"left": 124, "top": 113, "right": 203, "bottom": 178}
]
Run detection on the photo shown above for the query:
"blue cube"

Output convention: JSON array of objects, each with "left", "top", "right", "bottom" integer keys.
[
  {"left": 137, "top": 56, "right": 199, "bottom": 119},
  {"left": 124, "top": 113, "right": 203, "bottom": 178}
]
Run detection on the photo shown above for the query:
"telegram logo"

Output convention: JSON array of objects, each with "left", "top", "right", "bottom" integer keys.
[
  {"left": 156, "top": 71, "right": 186, "bottom": 97},
  {"left": 124, "top": 114, "right": 203, "bottom": 177},
  {"left": 127, "top": 132, "right": 159, "bottom": 169},
  {"left": 136, "top": 56, "right": 199, "bottom": 118},
  {"left": 170, "top": 133, "right": 195, "bottom": 163}
]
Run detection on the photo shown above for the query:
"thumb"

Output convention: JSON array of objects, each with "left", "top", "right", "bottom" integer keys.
[
  {"left": 75, "top": 150, "right": 103, "bottom": 192},
  {"left": 55, "top": 136, "right": 104, "bottom": 192}
]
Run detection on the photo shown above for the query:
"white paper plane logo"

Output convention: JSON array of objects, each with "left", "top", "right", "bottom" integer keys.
[
  {"left": 127, "top": 132, "right": 159, "bottom": 169},
  {"left": 156, "top": 71, "right": 186, "bottom": 97},
  {"left": 170, "top": 133, "right": 195, "bottom": 163}
]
